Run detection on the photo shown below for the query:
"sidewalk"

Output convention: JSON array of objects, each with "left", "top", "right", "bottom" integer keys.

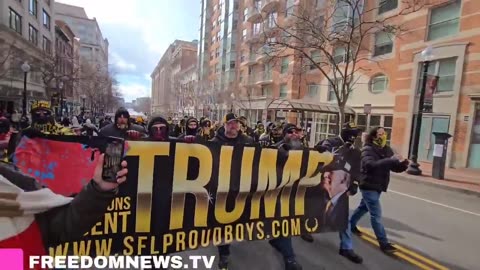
[{"left": 395, "top": 162, "right": 480, "bottom": 195}]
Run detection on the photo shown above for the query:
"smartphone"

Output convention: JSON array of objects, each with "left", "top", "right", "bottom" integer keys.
[{"left": 102, "top": 136, "right": 125, "bottom": 182}]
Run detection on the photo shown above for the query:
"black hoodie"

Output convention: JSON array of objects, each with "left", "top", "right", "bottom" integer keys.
[
  {"left": 146, "top": 116, "right": 176, "bottom": 141},
  {"left": 210, "top": 126, "right": 253, "bottom": 145},
  {"left": 99, "top": 108, "right": 146, "bottom": 138},
  {"left": 177, "top": 117, "right": 201, "bottom": 142}
]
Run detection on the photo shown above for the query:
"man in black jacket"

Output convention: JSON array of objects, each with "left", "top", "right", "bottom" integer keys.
[
  {"left": 211, "top": 113, "right": 253, "bottom": 145},
  {"left": 99, "top": 107, "right": 146, "bottom": 139},
  {"left": 309, "top": 122, "right": 363, "bottom": 263},
  {"left": 178, "top": 117, "right": 202, "bottom": 143},
  {"left": 146, "top": 116, "right": 176, "bottom": 141},
  {"left": 350, "top": 127, "right": 408, "bottom": 254}
]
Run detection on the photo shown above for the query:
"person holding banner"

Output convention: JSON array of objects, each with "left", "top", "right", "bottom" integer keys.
[
  {"left": 212, "top": 113, "right": 304, "bottom": 270},
  {"left": 147, "top": 116, "right": 175, "bottom": 141},
  {"left": 0, "top": 154, "right": 129, "bottom": 270},
  {"left": 99, "top": 107, "right": 147, "bottom": 140},
  {"left": 178, "top": 117, "right": 202, "bottom": 143},
  {"left": 350, "top": 127, "right": 409, "bottom": 254}
]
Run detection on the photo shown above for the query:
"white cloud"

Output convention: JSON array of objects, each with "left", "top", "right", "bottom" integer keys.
[
  {"left": 110, "top": 51, "right": 136, "bottom": 72},
  {"left": 119, "top": 83, "right": 151, "bottom": 102},
  {"left": 144, "top": 74, "right": 152, "bottom": 81}
]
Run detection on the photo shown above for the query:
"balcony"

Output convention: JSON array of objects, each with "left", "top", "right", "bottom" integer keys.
[
  {"left": 241, "top": 53, "right": 257, "bottom": 66},
  {"left": 256, "top": 46, "right": 272, "bottom": 62},
  {"left": 247, "top": 4, "right": 263, "bottom": 23},
  {"left": 255, "top": 71, "right": 273, "bottom": 85},
  {"left": 263, "top": 15, "right": 278, "bottom": 33},
  {"left": 245, "top": 29, "right": 262, "bottom": 44},
  {"left": 261, "top": 0, "right": 280, "bottom": 13}
]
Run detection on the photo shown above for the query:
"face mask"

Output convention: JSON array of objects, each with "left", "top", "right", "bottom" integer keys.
[
  {"left": 151, "top": 126, "right": 168, "bottom": 141},
  {"left": 374, "top": 133, "right": 387, "bottom": 147}
]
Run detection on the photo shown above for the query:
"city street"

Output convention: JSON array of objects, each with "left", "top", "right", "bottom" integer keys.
[{"left": 173, "top": 176, "right": 480, "bottom": 270}]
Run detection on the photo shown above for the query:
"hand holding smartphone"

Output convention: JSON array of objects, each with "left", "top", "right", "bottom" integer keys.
[{"left": 102, "top": 136, "right": 125, "bottom": 183}]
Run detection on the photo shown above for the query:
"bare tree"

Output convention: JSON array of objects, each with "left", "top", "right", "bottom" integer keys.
[
  {"left": 255, "top": 0, "right": 424, "bottom": 126},
  {"left": 77, "top": 62, "right": 117, "bottom": 115},
  {"left": 0, "top": 38, "right": 17, "bottom": 80}
]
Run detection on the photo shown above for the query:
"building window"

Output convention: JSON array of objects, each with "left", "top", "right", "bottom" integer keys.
[
  {"left": 333, "top": 47, "right": 346, "bottom": 64},
  {"left": 308, "top": 84, "right": 319, "bottom": 97},
  {"left": 370, "top": 74, "right": 388, "bottom": 93},
  {"left": 328, "top": 82, "right": 336, "bottom": 101},
  {"left": 428, "top": 0, "right": 461, "bottom": 41},
  {"left": 286, "top": 0, "right": 295, "bottom": 17},
  {"left": 356, "top": 114, "right": 393, "bottom": 144},
  {"left": 29, "top": 0, "right": 38, "bottom": 17},
  {"left": 43, "top": 9, "right": 51, "bottom": 30},
  {"left": 280, "top": 84, "right": 288, "bottom": 98},
  {"left": 43, "top": 36, "right": 51, "bottom": 53},
  {"left": 378, "top": 0, "right": 398, "bottom": 14},
  {"left": 244, "top": 7, "right": 248, "bottom": 21},
  {"left": 29, "top": 24, "right": 38, "bottom": 45},
  {"left": 281, "top": 57, "right": 289, "bottom": 74},
  {"left": 313, "top": 114, "right": 339, "bottom": 142},
  {"left": 9, "top": 9, "right": 22, "bottom": 34},
  {"left": 374, "top": 31, "right": 393, "bottom": 56},
  {"left": 253, "top": 23, "right": 261, "bottom": 35},
  {"left": 310, "top": 50, "right": 321, "bottom": 70},
  {"left": 419, "top": 57, "right": 457, "bottom": 93},
  {"left": 262, "top": 86, "right": 272, "bottom": 96},
  {"left": 242, "top": 29, "right": 247, "bottom": 40}
]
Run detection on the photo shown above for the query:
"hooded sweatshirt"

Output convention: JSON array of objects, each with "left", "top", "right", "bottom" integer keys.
[
  {"left": 99, "top": 108, "right": 146, "bottom": 138},
  {"left": 147, "top": 116, "right": 175, "bottom": 141},
  {"left": 177, "top": 117, "right": 201, "bottom": 142}
]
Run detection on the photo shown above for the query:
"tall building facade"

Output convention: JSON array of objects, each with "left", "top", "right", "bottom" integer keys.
[
  {"left": 197, "top": 0, "right": 480, "bottom": 170},
  {"left": 0, "top": 0, "right": 56, "bottom": 114},
  {"left": 54, "top": 3, "right": 108, "bottom": 70},
  {"left": 151, "top": 40, "right": 197, "bottom": 115}
]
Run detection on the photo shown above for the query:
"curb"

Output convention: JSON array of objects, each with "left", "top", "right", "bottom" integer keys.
[{"left": 393, "top": 174, "right": 480, "bottom": 197}]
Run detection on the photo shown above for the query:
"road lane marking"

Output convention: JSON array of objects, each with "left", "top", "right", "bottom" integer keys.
[
  {"left": 358, "top": 231, "right": 433, "bottom": 270},
  {"left": 389, "top": 189, "right": 480, "bottom": 217},
  {"left": 359, "top": 227, "right": 449, "bottom": 270}
]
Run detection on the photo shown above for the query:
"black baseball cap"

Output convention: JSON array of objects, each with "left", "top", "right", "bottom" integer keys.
[
  {"left": 283, "top": 123, "right": 302, "bottom": 137},
  {"left": 223, "top": 112, "right": 239, "bottom": 123}
]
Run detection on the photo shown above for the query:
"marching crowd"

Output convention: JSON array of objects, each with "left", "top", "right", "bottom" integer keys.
[{"left": 0, "top": 100, "right": 410, "bottom": 270}]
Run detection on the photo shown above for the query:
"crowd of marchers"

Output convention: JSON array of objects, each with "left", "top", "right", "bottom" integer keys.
[{"left": 0, "top": 100, "right": 410, "bottom": 270}]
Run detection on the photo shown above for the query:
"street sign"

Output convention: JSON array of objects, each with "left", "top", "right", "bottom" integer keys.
[{"left": 363, "top": 104, "right": 372, "bottom": 114}]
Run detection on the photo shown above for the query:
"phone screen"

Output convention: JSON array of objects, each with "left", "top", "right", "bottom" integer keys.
[{"left": 102, "top": 139, "right": 124, "bottom": 182}]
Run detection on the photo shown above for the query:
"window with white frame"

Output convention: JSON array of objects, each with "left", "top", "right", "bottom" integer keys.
[
  {"left": 418, "top": 57, "right": 457, "bottom": 93},
  {"left": 328, "top": 82, "right": 336, "bottom": 101},
  {"left": 267, "top": 12, "right": 277, "bottom": 28},
  {"left": 373, "top": 31, "right": 393, "bottom": 56},
  {"left": 370, "top": 74, "right": 388, "bottom": 93},
  {"left": 253, "top": 23, "right": 261, "bottom": 35},
  {"left": 242, "top": 29, "right": 247, "bottom": 40},
  {"left": 243, "top": 7, "right": 248, "bottom": 21},
  {"left": 378, "top": 0, "right": 398, "bottom": 14},
  {"left": 308, "top": 84, "right": 319, "bottom": 97},
  {"left": 313, "top": 113, "right": 339, "bottom": 142},
  {"left": 280, "top": 84, "right": 288, "bottom": 98},
  {"left": 332, "top": 0, "right": 362, "bottom": 33},
  {"left": 428, "top": 0, "right": 461, "bottom": 41},
  {"left": 286, "top": 0, "right": 295, "bottom": 17},
  {"left": 356, "top": 114, "right": 393, "bottom": 144}
]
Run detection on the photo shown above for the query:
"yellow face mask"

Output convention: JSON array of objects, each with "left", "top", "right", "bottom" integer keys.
[{"left": 374, "top": 133, "right": 387, "bottom": 147}]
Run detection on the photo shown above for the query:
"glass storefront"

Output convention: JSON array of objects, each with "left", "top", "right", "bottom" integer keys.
[{"left": 468, "top": 103, "right": 480, "bottom": 169}]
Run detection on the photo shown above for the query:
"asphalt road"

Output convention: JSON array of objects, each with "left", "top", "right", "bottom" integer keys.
[
  {"left": 350, "top": 175, "right": 480, "bottom": 270},
  {"left": 171, "top": 176, "right": 480, "bottom": 270}
]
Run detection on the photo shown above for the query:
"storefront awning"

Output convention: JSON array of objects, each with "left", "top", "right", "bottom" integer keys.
[{"left": 266, "top": 98, "right": 355, "bottom": 114}]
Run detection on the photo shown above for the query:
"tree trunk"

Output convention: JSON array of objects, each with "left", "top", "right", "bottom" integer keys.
[{"left": 338, "top": 105, "right": 346, "bottom": 136}]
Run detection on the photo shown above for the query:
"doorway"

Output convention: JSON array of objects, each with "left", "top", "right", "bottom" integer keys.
[
  {"left": 417, "top": 115, "right": 450, "bottom": 162},
  {"left": 468, "top": 104, "right": 480, "bottom": 169}
]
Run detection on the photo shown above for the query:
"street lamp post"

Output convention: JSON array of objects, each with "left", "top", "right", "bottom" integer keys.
[
  {"left": 407, "top": 46, "right": 434, "bottom": 175},
  {"left": 21, "top": 62, "right": 30, "bottom": 117},
  {"left": 58, "top": 80, "right": 64, "bottom": 118},
  {"left": 80, "top": 94, "right": 86, "bottom": 115},
  {"left": 230, "top": 93, "right": 235, "bottom": 112}
]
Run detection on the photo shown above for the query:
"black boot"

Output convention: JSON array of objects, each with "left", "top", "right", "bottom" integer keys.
[
  {"left": 380, "top": 243, "right": 397, "bottom": 254},
  {"left": 351, "top": 226, "right": 362, "bottom": 236},
  {"left": 300, "top": 234, "right": 314, "bottom": 243},
  {"left": 285, "top": 258, "right": 302, "bottom": 270},
  {"left": 218, "top": 255, "right": 229, "bottom": 269},
  {"left": 339, "top": 249, "right": 363, "bottom": 264}
]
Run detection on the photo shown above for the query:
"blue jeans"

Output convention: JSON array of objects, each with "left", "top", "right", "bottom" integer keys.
[
  {"left": 350, "top": 189, "right": 389, "bottom": 246},
  {"left": 218, "top": 237, "right": 295, "bottom": 260},
  {"left": 339, "top": 222, "right": 353, "bottom": 250}
]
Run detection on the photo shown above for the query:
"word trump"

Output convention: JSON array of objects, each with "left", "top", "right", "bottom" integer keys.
[
  {"left": 127, "top": 142, "right": 334, "bottom": 233},
  {"left": 30, "top": 255, "right": 215, "bottom": 269}
]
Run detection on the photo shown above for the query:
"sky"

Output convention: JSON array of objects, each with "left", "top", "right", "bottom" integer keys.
[{"left": 57, "top": 0, "right": 200, "bottom": 102}]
